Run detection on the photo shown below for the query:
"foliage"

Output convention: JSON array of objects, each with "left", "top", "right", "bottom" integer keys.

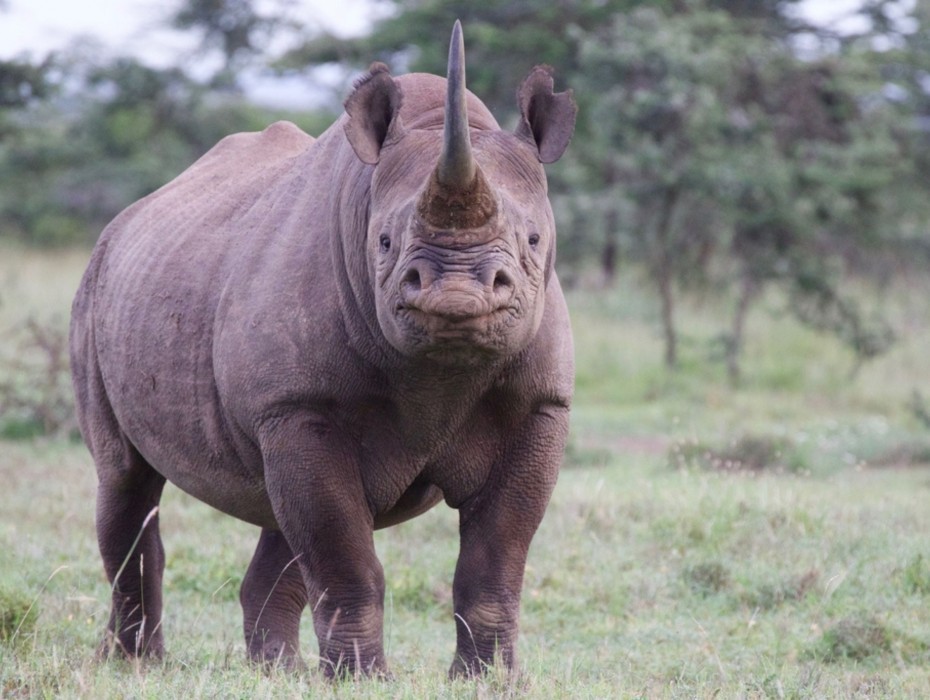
[
  {"left": 0, "top": 317, "right": 74, "bottom": 439},
  {"left": 277, "top": 0, "right": 653, "bottom": 119},
  {"left": 0, "top": 57, "right": 52, "bottom": 109},
  {"left": 901, "top": 554, "right": 930, "bottom": 596},
  {"left": 0, "top": 46, "right": 335, "bottom": 248},
  {"left": 0, "top": 584, "right": 37, "bottom": 643},
  {"left": 806, "top": 615, "right": 928, "bottom": 664},
  {"left": 669, "top": 433, "right": 809, "bottom": 474},
  {"left": 170, "top": 0, "right": 301, "bottom": 90},
  {"left": 569, "top": 3, "right": 921, "bottom": 376}
]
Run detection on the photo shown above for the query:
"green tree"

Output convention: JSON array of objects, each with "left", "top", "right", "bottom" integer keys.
[
  {"left": 0, "top": 58, "right": 51, "bottom": 110},
  {"left": 277, "top": 0, "right": 655, "bottom": 119},
  {"left": 574, "top": 3, "right": 912, "bottom": 376},
  {"left": 0, "top": 43, "right": 333, "bottom": 246},
  {"left": 169, "top": 0, "right": 299, "bottom": 90},
  {"left": 574, "top": 7, "right": 753, "bottom": 367},
  {"left": 716, "top": 49, "right": 907, "bottom": 382}
]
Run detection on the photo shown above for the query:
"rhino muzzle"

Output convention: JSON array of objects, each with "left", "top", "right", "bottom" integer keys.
[{"left": 398, "top": 255, "right": 516, "bottom": 323}]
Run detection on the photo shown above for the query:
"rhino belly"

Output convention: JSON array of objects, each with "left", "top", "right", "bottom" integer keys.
[
  {"left": 93, "top": 231, "right": 277, "bottom": 528},
  {"left": 100, "top": 337, "right": 277, "bottom": 527}
]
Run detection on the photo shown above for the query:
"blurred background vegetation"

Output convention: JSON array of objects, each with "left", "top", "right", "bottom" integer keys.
[{"left": 0, "top": 0, "right": 928, "bottom": 433}]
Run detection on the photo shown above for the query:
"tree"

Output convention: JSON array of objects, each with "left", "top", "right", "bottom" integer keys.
[
  {"left": 574, "top": 7, "right": 753, "bottom": 367},
  {"left": 0, "top": 42, "right": 334, "bottom": 246},
  {"left": 169, "top": 0, "right": 299, "bottom": 90},
  {"left": 715, "top": 49, "right": 907, "bottom": 382},
  {"left": 573, "top": 2, "right": 912, "bottom": 376},
  {"left": 0, "top": 58, "right": 52, "bottom": 109},
  {"left": 277, "top": 0, "right": 654, "bottom": 119},
  {"left": 0, "top": 2, "right": 54, "bottom": 135}
]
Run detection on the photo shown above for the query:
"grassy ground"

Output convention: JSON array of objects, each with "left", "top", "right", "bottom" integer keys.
[{"left": 1, "top": 245, "right": 930, "bottom": 697}]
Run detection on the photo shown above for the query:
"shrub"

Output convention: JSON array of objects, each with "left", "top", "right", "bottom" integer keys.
[
  {"left": 0, "top": 584, "right": 38, "bottom": 643},
  {"left": 808, "top": 616, "right": 928, "bottom": 664},
  {"left": 682, "top": 560, "right": 731, "bottom": 597},
  {"left": 901, "top": 554, "right": 930, "bottom": 596},
  {"left": 0, "top": 317, "right": 75, "bottom": 438},
  {"left": 669, "top": 433, "right": 807, "bottom": 473}
]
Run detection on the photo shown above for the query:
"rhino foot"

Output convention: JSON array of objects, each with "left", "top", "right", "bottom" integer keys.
[{"left": 248, "top": 639, "right": 307, "bottom": 673}]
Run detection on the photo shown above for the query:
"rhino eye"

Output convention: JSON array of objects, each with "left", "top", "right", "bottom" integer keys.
[
  {"left": 379, "top": 234, "right": 391, "bottom": 253},
  {"left": 528, "top": 232, "right": 540, "bottom": 249}
]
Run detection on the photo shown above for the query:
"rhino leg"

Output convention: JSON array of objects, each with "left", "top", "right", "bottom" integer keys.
[
  {"left": 449, "top": 407, "right": 568, "bottom": 677},
  {"left": 95, "top": 447, "right": 167, "bottom": 660},
  {"left": 240, "top": 528, "right": 308, "bottom": 670},
  {"left": 258, "top": 412, "right": 388, "bottom": 678}
]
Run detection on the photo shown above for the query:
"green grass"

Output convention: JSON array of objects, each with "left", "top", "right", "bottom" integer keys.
[{"left": 2, "top": 245, "right": 930, "bottom": 697}]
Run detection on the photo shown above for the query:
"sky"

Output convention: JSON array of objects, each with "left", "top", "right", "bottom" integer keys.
[
  {"left": 0, "top": 0, "right": 887, "bottom": 107},
  {"left": 0, "top": 0, "right": 388, "bottom": 107},
  {"left": 0, "top": 0, "right": 378, "bottom": 63}
]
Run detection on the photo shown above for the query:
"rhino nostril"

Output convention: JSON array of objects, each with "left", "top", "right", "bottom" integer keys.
[
  {"left": 402, "top": 268, "right": 422, "bottom": 292},
  {"left": 400, "top": 268, "right": 424, "bottom": 306},
  {"left": 493, "top": 269, "right": 513, "bottom": 292}
]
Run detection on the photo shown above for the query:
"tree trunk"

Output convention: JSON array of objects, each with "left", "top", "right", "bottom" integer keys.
[
  {"left": 727, "top": 272, "right": 758, "bottom": 387},
  {"left": 601, "top": 208, "right": 619, "bottom": 286},
  {"left": 653, "top": 186, "right": 681, "bottom": 369}
]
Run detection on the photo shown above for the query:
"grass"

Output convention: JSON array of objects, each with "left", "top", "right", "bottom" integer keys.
[{"left": 2, "top": 243, "right": 930, "bottom": 697}]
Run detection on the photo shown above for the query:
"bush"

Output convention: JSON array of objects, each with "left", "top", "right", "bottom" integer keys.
[
  {"left": 808, "top": 615, "right": 928, "bottom": 664},
  {"left": 669, "top": 433, "right": 807, "bottom": 473},
  {"left": 682, "top": 560, "right": 731, "bottom": 597},
  {"left": 0, "top": 317, "right": 76, "bottom": 438},
  {"left": 0, "top": 584, "right": 37, "bottom": 643},
  {"left": 28, "top": 214, "right": 94, "bottom": 248}
]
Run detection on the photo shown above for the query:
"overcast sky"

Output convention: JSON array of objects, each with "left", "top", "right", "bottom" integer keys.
[
  {"left": 0, "top": 0, "right": 884, "bottom": 107},
  {"left": 0, "top": 0, "right": 378, "bottom": 64},
  {"left": 0, "top": 0, "right": 875, "bottom": 61}
]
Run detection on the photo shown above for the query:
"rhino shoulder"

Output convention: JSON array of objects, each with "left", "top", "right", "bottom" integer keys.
[
  {"left": 105, "top": 120, "right": 314, "bottom": 235},
  {"left": 186, "top": 121, "right": 315, "bottom": 178}
]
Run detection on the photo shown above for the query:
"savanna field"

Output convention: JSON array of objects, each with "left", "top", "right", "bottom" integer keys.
[{"left": 2, "top": 244, "right": 930, "bottom": 698}]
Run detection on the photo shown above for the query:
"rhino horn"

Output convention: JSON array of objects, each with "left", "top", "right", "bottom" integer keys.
[
  {"left": 438, "top": 20, "right": 475, "bottom": 189},
  {"left": 418, "top": 21, "right": 496, "bottom": 230}
]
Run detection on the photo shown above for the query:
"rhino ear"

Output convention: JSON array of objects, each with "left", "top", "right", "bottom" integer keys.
[
  {"left": 344, "top": 62, "right": 405, "bottom": 165},
  {"left": 515, "top": 65, "right": 577, "bottom": 164}
]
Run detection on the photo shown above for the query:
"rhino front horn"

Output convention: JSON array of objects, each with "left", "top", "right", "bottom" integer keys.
[
  {"left": 418, "top": 20, "right": 496, "bottom": 229},
  {"left": 437, "top": 20, "right": 475, "bottom": 189}
]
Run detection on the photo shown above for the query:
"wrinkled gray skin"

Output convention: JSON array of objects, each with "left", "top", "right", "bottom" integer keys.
[{"left": 70, "top": 23, "right": 576, "bottom": 678}]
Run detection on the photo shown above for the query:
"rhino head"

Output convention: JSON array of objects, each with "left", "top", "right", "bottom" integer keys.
[{"left": 344, "top": 21, "right": 576, "bottom": 365}]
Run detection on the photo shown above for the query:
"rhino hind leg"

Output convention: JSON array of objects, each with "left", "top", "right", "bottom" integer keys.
[
  {"left": 95, "top": 445, "right": 167, "bottom": 660},
  {"left": 240, "top": 529, "right": 308, "bottom": 671}
]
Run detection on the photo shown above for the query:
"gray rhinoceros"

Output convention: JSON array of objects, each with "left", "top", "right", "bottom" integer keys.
[{"left": 70, "top": 21, "right": 576, "bottom": 677}]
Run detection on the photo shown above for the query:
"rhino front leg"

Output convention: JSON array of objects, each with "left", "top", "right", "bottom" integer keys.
[
  {"left": 449, "top": 406, "right": 568, "bottom": 677},
  {"left": 258, "top": 413, "right": 387, "bottom": 678},
  {"left": 240, "top": 528, "right": 308, "bottom": 670}
]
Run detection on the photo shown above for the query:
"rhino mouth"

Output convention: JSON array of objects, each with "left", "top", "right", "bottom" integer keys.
[
  {"left": 395, "top": 303, "right": 519, "bottom": 354},
  {"left": 400, "top": 304, "right": 516, "bottom": 331}
]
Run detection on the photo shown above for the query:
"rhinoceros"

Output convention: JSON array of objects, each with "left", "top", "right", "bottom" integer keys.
[{"left": 70, "top": 22, "right": 576, "bottom": 677}]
